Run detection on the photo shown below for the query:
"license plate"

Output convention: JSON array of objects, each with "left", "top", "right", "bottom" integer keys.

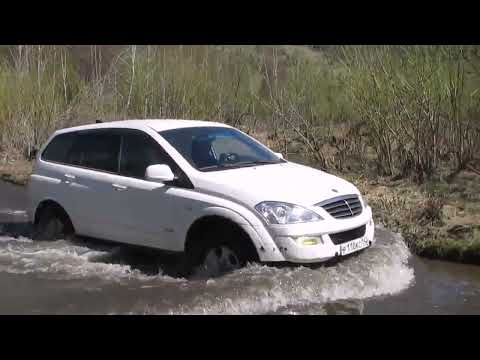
[{"left": 339, "top": 237, "right": 370, "bottom": 256}]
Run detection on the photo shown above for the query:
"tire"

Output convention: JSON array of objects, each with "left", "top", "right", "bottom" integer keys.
[
  {"left": 32, "top": 206, "right": 74, "bottom": 241},
  {"left": 185, "top": 225, "right": 258, "bottom": 278}
]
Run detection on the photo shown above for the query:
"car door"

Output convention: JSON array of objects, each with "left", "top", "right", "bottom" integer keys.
[
  {"left": 107, "top": 129, "right": 192, "bottom": 250},
  {"left": 62, "top": 129, "right": 122, "bottom": 240}
]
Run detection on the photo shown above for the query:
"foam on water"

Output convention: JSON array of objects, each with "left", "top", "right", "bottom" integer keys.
[{"left": 0, "top": 236, "right": 179, "bottom": 283}]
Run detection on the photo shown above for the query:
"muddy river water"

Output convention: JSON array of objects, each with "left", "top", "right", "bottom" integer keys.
[{"left": 1, "top": 180, "right": 479, "bottom": 314}]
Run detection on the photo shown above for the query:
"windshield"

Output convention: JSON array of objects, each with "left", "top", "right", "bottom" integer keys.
[{"left": 159, "top": 126, "right": 284, "bottom": 171}]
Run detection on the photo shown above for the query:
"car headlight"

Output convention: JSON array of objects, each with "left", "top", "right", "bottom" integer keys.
[{"left": 255, "top": 202, "right": 323, "bottom": 225}]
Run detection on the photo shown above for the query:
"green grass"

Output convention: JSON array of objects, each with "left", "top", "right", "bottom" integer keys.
[{"left": 410, "top": 229, "right": 480, "bottom": 264}]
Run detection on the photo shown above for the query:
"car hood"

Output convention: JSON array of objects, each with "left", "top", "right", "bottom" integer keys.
[{"left": 193, "top": 161, "right": 360, "bottom": 208}]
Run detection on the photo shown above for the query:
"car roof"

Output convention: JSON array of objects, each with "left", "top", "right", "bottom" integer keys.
[{"left": 54, "top": 119, "right": 231, "bottom": 135}]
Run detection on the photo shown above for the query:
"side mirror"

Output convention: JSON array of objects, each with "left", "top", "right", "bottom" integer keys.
[
  {"left": 274, "top": 152, "right": 284, "bottom": 159},
  {"left": 145, "top": 164, "right": 175, "bottom": 183}
]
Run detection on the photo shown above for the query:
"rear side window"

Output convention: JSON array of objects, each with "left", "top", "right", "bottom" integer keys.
[
  {"left": 67, "top": 131, "right": 121, "bottom": 173},
  {"left": 120, "top": 131, "right": 172, "bottom": 179},
  {"left": 42, "top": 133, "right": 76, "bottom": 163}
]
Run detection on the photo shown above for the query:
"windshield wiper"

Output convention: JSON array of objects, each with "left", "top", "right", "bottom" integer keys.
[
  {"left": 198, "top": 163, "right": 242, "bottom": 171},
  {"left": 198, "top": 164, "right": 224, "bottom": 171},
  {"left": 198, "top": 160, "right": 281, "bottom": 171},
  {"left": 225, "top": 160, "right": 281, "bottom": 168},
  {"left": 250, "top": 160, "right": 282, "bottom": 165}
]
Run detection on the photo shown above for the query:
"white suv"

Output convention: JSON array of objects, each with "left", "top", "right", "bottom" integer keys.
[{"left": 27, "top": 119, "right": 375, "bottom": 276}]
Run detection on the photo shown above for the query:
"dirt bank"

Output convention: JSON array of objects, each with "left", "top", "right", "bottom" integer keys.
[{"left": 345, "top": 171, "right": 480, "bottom": 265}]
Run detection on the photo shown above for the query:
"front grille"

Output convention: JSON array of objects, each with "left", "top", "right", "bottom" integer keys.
[
  {"left": 329, "top": 225, "right": 366, "bottom": 245},
  {"left": 317, "top": 194, "right": 363, "bottom": 219}
]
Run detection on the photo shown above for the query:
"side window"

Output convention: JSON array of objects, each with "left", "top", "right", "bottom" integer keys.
[
  {"left": 66, "top": 131, "right": 121, "bottom": 173},
  {"left": 120, "top": 131, "right": 171, "bottom": 179},
  {"left": 42, "top": 133, "right": 76, "bottom": 163}
]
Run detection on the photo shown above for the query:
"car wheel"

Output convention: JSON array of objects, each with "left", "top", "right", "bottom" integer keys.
[
  {"left": 186, "top": 227, "right": 257, "bottom": 279},
  {"left": 32, "top": 207, "right": 73, "bottom": 241}
]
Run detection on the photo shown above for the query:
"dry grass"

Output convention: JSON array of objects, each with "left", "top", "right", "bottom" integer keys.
[{"left": 0, "top": 152, "right": 32, "bottom": 185}]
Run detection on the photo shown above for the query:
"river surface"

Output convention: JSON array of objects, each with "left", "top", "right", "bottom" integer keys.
[{"left": 1, "top": 180, "right": 479, "bottom": 314}]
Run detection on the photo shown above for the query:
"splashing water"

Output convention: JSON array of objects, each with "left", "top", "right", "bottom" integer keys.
[
  {"left": 0, "top": 236, "right": 177, "bottom": 283},
  {"left": 165, "top": 230, "right": 414, "bottom": 314},
  {"left": 0, "top": 226, "right": 414, "bottom": 314}
]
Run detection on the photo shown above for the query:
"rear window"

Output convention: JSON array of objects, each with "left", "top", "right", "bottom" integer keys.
[{"left": 41, "top": 133, "right": 77, "bottom": 163}]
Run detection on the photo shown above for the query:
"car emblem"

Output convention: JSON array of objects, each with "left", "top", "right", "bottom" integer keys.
[
  {"left": 344, "top": 200, "right": 354, "bottom": 216},
  {"left": 331, "top": 189, "right": 338, "bottom": 193}
]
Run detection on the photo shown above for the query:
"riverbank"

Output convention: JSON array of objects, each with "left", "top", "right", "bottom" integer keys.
[
  {"left": 1, "top": 153, "right": 480, "bottom": 265},
  {"left": 344, "top": 171, "right": 480, "bottom": 265}
]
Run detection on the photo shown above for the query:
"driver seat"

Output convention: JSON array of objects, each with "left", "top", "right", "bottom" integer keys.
[{"left": 191, "top": 137, "right": 217, "bottom": 168}]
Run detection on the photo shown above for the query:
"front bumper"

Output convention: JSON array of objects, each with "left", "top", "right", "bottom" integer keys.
[{"left": 253, "top": 206, "right": 375, "bottom": 264}]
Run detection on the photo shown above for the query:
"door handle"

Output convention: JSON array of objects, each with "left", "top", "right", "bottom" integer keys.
[
  {"left": 112, "top": 184, "right": 128, "bottom": 191},
  {"left": 64, "top": 174, "right": 76, "bottom": 184}
]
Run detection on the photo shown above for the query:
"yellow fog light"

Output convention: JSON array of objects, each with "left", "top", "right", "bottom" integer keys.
[{"left": 295, "top": 236, "right": 322, "bottom": 246}]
